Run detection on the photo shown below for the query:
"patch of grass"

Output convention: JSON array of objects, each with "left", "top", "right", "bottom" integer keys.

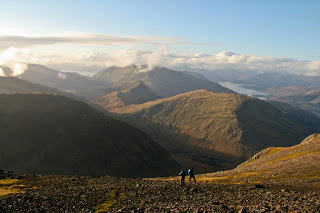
[
  {"left": 0, "top": 179, "right": 20, "bottom": 185},
  {"left": 231, "top": 172, "right": 260, "bottom": 178},
  {"left": 196, "top": 172, "right": 262, "bottom": 184},
  {"left": 95, "top": 189, "right": 125, "bottom": 213},
  {"left": 265, "top": 151, "right": 316, "bottom": 164},
  {"left": 0, "top": 179, "right": 25, "bottom": 196}
]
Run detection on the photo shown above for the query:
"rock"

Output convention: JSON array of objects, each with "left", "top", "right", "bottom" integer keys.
[
  {"left": 255, "top": 184, "right": 265, "bottom": 189},
  {"left": 190, "top": 187, "right": 198, "bottom": 193}
]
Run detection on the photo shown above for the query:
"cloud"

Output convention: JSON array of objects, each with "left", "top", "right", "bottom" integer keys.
[
  {"left": 0, "top": 68, "right": 5, "bottom": 76},
  {"left": 166, "top": 51, "right": 320, "bottom": 76},
  {"left": 0, "top": 32, "right": 185, "bottom": 48},
  {"left": 1, "top": 46, "right": 319, "bottom": 76},
  {"left": 0, "top": 47, "right": 41, "bottom": 76},
  {"left": 103, "top": 47, "right": 170, "bottom": 71},
  {"left": 11, "top": 63, "right": 28, "bottom": 76}
]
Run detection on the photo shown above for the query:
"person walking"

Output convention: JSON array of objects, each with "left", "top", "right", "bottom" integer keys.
[
  {"left": 188, "top": 167, "right": 196, "bottom": 184},
  {"left": 179, "top": 169, "right": 186, "bottom": 185}
]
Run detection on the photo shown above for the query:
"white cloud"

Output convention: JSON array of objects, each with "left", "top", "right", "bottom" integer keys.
[
  {"left": 0, "top": 32, "right": 184, "bottom": 48},
  {"left": 12, "top": 63, "right": 28, "bottom": 76},
  {"left": 1, "top": 46, "right": 319, "bottom": 76},
  {"left": 0, "top": 68, "right": 5, "bottom": 76},
  {"left": 166, "top": 51, "right": 320, "bottom": 76},
  {"left": 103, "top": 47, "right": 170, "bottom": 71}
]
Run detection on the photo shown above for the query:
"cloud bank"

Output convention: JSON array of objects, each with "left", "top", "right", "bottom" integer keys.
[
  {"left": 100, "top": 50, "right": 320, "bottom": 76},
  {"left": 0, "top": 47, "right": 320, "bottom": 76}
]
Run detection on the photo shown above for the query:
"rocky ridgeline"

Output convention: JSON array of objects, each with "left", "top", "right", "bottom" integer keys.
[{"left": 1, "top": 175, "right": 320, "bottom": 212}]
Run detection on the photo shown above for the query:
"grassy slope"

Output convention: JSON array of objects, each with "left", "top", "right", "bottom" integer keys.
[
  {"left": 196, "top": 134, "right": 320, "bottom": 185},
  {"left": 109, "top": 90, "right": 307, "bottom": 173},
  {"left": 0, "top": 93, "right": 180, "bottom": 178}
]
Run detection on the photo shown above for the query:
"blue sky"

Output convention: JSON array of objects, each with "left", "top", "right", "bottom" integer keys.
[
  {"left": 0, "top": 0, "right": 319, "bottom": 60},
  {"left": 0, "top": 0, "right": 320, "bottom": 75}
]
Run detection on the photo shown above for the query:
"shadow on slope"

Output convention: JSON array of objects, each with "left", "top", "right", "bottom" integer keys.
[{"left": 0, "top": 94, "right": 180, "bottom": 178}]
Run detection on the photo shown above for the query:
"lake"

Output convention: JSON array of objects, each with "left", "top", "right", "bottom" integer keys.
[{"left": 219, "top": 82, "right": 268, "bottom": 99}]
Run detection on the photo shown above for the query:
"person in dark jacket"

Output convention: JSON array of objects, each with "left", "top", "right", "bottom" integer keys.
[
  {"left": 179, "top": 169, "right": 186, "bottom": 185},
  {"left": 188, "top": 167, "right": 196, "bottom": 184}
]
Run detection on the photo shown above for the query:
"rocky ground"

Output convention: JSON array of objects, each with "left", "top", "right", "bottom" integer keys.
[{"left": 1, "top": 173, "right": 320, "bottom": 212}]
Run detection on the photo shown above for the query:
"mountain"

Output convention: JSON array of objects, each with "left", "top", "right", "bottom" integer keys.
[
  {"left": 93, "top": 81, "right": 160, "bottom": 109},
  {"left": 198, "top": 134, "right": 320, "bottom": 185},
  {"left": 0, "top": 66, "right": 13, "bottom": 76},
  {"left": 107, "top": 90, "right": 307, "bottom": 173},
  {"left": 0, "top": 93, "right": 180, "bottom": 177},
  {"left": 234, "top": 72, "right": 320, "bottom": 90},
  {"left": 92, "top": 65, "right": 235, "bottom": 98},
  {"left": 172, "top": 66, "right": 257, "bottom": 82},
  {"left": 180, "top": 71, "right": 209, "bottom": 81},
  {"left": 16, "top": 64, "right": 107, "bottom": 94},
  {"left": 46, "top": 63, "right": 104, "bottom": 76},
  {"left": 0, "top": 76, "right": 72, "bottom": 95},
  {"left": 267, "top": 87, "right": 320, "bottom": 117},
  {"left": 268, "top": 100, "right": 320, "bottom": 134}
]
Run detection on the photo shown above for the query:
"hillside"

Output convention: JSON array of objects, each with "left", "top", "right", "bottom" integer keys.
[
  {"left": 108, "top": 90, "right": 307, "bottom": 173},
  {"left": 0, "top": 93, "right": 180, "bottom": 177},
  {"left": 179, "top": 71, "right": 209, "bottom": 81},
  {"left": 0, "top": 66, "right": 13, "bottom": 76},
  {"left": 0, "top": 76, "right": 71, "bottom": 95},
  {"left": 198, "top": 134, "right": 320, "bottom": 185},
  {"left": 93, "top": 81, "right": 160, "bottom": 109},
  {"left": 92, "top": 65, "right": 234, "bottom": 98},
  {"left": 16, "top": 64, "right": 107, "bottom": 94},
  {"left": 267, "top": 87, "right": 320, "bottom": 117},
  {"left": 268, "top": 100, "right": 320, "bottom": 134}
]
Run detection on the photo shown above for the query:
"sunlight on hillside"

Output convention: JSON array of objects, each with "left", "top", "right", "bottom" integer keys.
[{"left": 0, "top": 179, "right": 25, "bottom": 196}]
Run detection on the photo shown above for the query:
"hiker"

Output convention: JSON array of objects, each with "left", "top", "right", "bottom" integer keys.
[
  {"left": 179, "top": 169, "right": 186, "bottom": 185},
  {"left": 188, "top": 167, "right": 196, "bottom": 184}
]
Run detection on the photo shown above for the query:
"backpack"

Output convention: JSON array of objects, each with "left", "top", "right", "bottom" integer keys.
[{"left": 188, "top": 169, "right": 191, "bottom": 175}]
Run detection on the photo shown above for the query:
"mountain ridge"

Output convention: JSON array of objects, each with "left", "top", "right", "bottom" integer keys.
[
  {"left": 92, "top": 65, "right": 235, "bottom": 98},
  {"left": 106, "top": 89, "right": 307, "bottom": 173},
  {"left": 0, "top": 93, "right": 180, "bottom": 177}
]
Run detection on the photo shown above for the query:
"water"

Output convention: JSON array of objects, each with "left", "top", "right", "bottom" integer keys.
[{"left": 219, "top": 82, "right": 268, "bottom": 99}]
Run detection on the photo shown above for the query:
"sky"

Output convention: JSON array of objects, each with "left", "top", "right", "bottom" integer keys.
[{"left": 0, "top": 0, "right": 320, "bottom": 75}]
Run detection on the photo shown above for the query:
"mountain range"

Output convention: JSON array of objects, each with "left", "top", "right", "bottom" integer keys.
[
  {"left": 235, "top": 72, "right": 320, "bottom": 90},
  {"left": 91, "top": 65, "right": 234, "bottom": 98},
  {"left": 267, "top": 87, "right": 320, "bottom": 117},
  {"left": 1, "top": 63, "right": 318, "bottom": 176},
  {"left": 12, "top": 64, "right": 107, "bottom": 94}
]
